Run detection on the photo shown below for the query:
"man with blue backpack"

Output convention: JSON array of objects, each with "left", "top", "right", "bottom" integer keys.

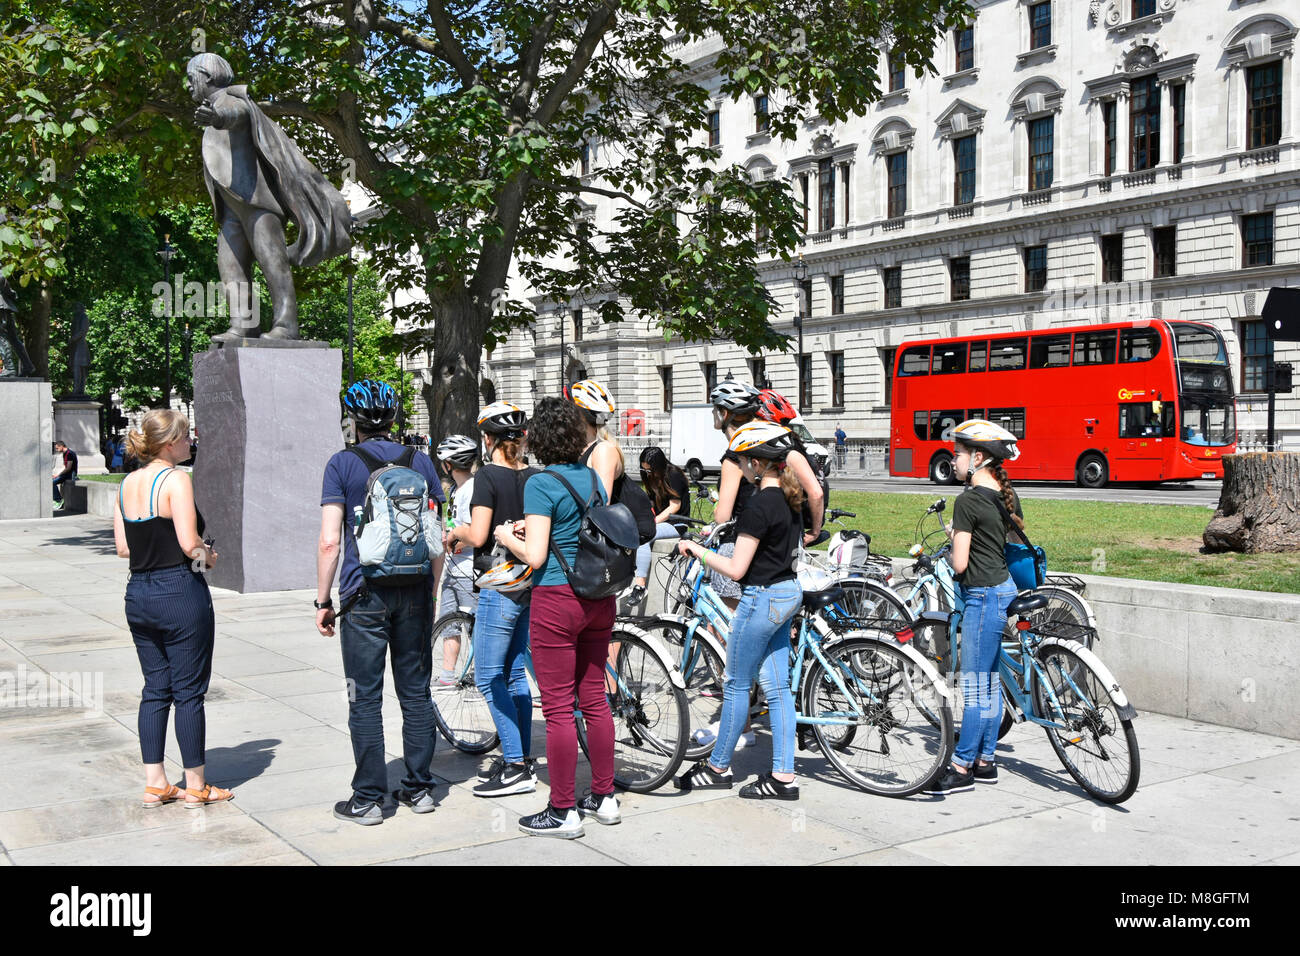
[{"left": 315, "top": 379, "right": 446, "bottom": 825}]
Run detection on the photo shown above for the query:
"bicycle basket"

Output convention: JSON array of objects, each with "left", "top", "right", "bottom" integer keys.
[{"left": 1027, "top": 618, "right": 1097, "bottom": 646}]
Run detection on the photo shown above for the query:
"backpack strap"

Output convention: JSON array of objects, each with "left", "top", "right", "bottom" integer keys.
[
  {"left": 347, "top": 443, "right": 388, "bottom": 471},
  {"left": 970, "top": 486, "right": 1033, "bottom": 550},
  {"left": 536, "top": 469, "right": 600, "bottom": 578}
]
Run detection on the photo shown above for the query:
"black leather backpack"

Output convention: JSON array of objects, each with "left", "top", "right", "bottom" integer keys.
[{"left": 537, "top": 470, "right": 640, "bottom": 599}]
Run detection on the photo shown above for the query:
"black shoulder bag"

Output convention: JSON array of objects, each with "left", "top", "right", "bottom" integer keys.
[{"left": 538, "top": 470, "right": 640, "bottom": 599}]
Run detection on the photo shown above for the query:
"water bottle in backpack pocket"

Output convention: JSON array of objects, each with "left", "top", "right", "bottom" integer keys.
[{"left": 349, "top": 445, "right": 444, "bottom": 582}]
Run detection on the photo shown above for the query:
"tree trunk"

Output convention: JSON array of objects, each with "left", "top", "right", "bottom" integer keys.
[
  {"left": 422, "top": 285, "right": 489, "bottom": 455},
  {"left": 1203, "top": 453, "right": 1300, "bottom": 553},
  {"left": 15, "top": 280, "right": 53, "bottom": 380}
]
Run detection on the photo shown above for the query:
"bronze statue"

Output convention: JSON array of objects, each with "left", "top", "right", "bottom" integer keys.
[
  {"left": 0, "top": 276, "right": 38, "bottom": 379},
  {"left": 69, "top": 302, "right": 90, "bottom": 397},
  {"left": 186, "top": 53, "right": 351, "bottom": 342}
]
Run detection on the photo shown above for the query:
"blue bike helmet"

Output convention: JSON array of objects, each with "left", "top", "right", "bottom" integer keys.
[{"left": 344, "top": 379, "right": 398, "bottom": 432}]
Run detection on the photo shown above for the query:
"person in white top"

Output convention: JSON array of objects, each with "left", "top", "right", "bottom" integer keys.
[{"left": 435, "top": 434, "right": 480, "bottom": 687}]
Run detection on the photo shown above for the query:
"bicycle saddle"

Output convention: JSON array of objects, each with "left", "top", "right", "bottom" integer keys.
[
  {"left": 1006, "top": 592, "right": 1050, "bottom": 618},
  {"left": 801, "top": 586, "right": 846, "bottom": 612}
]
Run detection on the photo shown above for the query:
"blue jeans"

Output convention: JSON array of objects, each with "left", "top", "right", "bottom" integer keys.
[
  {"left": 472, "top": 588, "right": 532, "bottom": 764},
  {"left": 339, "top": 582, "right": 437, "bottom": 802},
  {"left": 953, "top": 577, "right": 1018, "bottom": 768},
  {"left": 710, "top": 578, "right": 802, "bottom": 774},
  {"left": 635, "top": 522, "right": 682, "bottom": 579}
]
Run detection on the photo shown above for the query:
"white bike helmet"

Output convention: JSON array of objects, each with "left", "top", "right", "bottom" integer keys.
[
  {"left": 947, "top": 419, "right": 1021, "bottom": 463},
  {"left": 474, "top": 545, "right": 534, "bottom": 593},
  {"left": 436, "top": 434, "right": 479, "bottom": 469},
  {"left": 570, "top": 379, "right": 615, "bottom": 424},
  {"left": 709, "top": 381, "right": 761, "bottom": 415},
  {"left": 477, "top": 401, "right": 527, "bottom": 438},
  {"left": 727, "top": 421, "right": 798, "bottom": 460}
]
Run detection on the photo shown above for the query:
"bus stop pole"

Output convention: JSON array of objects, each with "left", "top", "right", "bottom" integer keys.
[{"left": 1267, "top": 366, "right": 1276, "bottom": 452}]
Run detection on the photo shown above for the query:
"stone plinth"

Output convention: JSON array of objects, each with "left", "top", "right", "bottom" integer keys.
[
  {"left": 53, "top": 399, "right": 106, "bottom": 474},
  {"left": 193, "top": 345, "right": 342, "bottom": 592},
  {"left": 0, "top": 379, "right": 54, "bottom": 519}
]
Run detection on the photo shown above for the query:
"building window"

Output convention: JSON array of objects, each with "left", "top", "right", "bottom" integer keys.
[
  {"left": 749, "top": 357, "right": 767, "bottom": 388},
  {"left": 1130, "top": 76, "right": 1160, "bottom": 172},
  {"left": 580, "top": 141, "right": 591, "bottom": 176},
  {"left": 798, "top": 354, "right": 813, "bottom": 410},
  {"left": 886, "top": 152, "right": 907, "bottom": 218},
  {"left": 1170, "top": 83, "right": 1186, "bottom": 163},
  {"left": 830, "top": 351, "right": 845, "bottom": 407},
  {"left": 1029, "top": 116, "right": 1054, "bottom": 190},
  {"left": 702, "top": 361, "right": 717, "bottom": 399},
  {"left": 883, "top": 266, "right": 902, "bottom": 309},
  {"left": 1101, "top": 234, "right": 1124, "bottom": 284},
  {"left": 888, "top": 53, "right": 905, "bottom": 92},
  {"left": 799, "top": 173, "right": 810, "bottom": 233},
  {"left": 950, "top": 256, "right": 971, "bottom": 301},
  {"left": 954, "top": 26, "right": 974, "bottom": 73},
  {"left": 1132, "top": 0, "right": 1155, "bottom": 17},
  {"left": 1153, "top": 226, "right": 1176, "bottom": 278},
  {"left": 881, "top": 347, "right": 897, "bottom": 404},
  {"left": 1030, "top": 2, "right": 1051, "bottom": 49},
  {"left": 1103, "top": 101, "right": 1117, "bottom": 176},
  {"left": 660, "top": 366, "right": 673, "bottom": 412},
  {"left": 1247, "top": 62, "right": 1283, "bottom": 150},
  {"left": 756, "top": 219, "right": 769, "bottom": 246},
  {"left": 953, "top": 135, "right": 976, "bottom": 206},
  {"left": 707, "top": 109, "right": 721, "bottom": 148},
  {"left": 1242, "top": 212, "right": 1274, "bottom": 267},
  {"left": 1024, "top": 245, "right": 1047, "bottom": 292},
  {"left": 841, "top": 165, "right": 851, "bottom": 224},
  {"left": 830, "top": 275, "right": 845, "bottom": 315},
  {"left": 818, "top": 158, "right": 835, "bottom": 231},
  {"left": 754, "top": 94, "right": 769, "bottom": 133},
  {"left": 798, "top": 278, "right": 813, "bottom": 317},
  {"left": 572, "top": 308, "right": 583, "bottom": 342},
  {"left": 1241, "top": 320, "right": 1271, "bottom": 392}
]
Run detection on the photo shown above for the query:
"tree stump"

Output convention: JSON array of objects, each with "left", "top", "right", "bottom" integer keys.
[{"left": 1203, "top": 453, "right": 1300, "bottom": 553}]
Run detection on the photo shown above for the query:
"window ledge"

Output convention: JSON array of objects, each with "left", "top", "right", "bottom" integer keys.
[
  {"left": 1016, "top": 44, "right": 1057, "bottom": 66},
  {"left": 1108, "top": 12, "right": 1172, "bottom": 39},
  {"left": 879, "top": 89, "right": 909, "bottom": 108},
  {"left": 942, "top": 67, "right": 979, "bottom": 87},
  {"left": 746, "top": 130, "right": 772, "bottom": 147}
]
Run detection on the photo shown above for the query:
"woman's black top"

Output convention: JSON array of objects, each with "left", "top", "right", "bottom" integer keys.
[
  {"left": 733, "top": 487, "right": 801, "bottom": 588},
  {"left": 650, "top": 469, "right": 691, "bottom": 529},
  {"left": 469, "top": 463, "right": 538, "bottom": 574},
  {"left": 119, "top": 468, "right": 206, "bottom": 572}
]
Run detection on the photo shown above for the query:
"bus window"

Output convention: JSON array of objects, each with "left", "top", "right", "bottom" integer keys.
[
  {"left": 1119, "top": 401, "right": 1176, "bottom": 437},
  {"left": 932, "top": 342, "right": 968, "bottom": 374},
  {"left": 913, "top": 411, "right": 929, "bottom": 441},
  {"left": 988, "top": 407, "right": 1025, "bottom": 438},
  {"left": 967, "top": 408, "right": 985, "bottom": 421},
  {"left": 1074, "top": 330, "right": 1117, "bottom": 365},
  {"left": 1120, "top": 327, "right": 1161, "bottom": 363},
  {"left": 969, "top": 340, "right": 988, "bottom": 371},
  {"left": 989, "top": 338, "right": 1027, "bottom": 371},
  {"left": 1030, "top": 334, "right": 1072, "bottom": 369},
  {"left": 899, "top": 345, "right": 931, "bottom": 376},
  {"left": 1173, "top": 325, "right": 1228, "bottom": 364},
  {"left": 930, "top": 410, "right": 964, "bottom": 440},
  {"left": 1181, "top": 398, "right": 1235, "bottom": 446}
]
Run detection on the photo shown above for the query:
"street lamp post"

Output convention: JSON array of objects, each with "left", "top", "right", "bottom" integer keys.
[
  {"left": 157, "top": 234, "right": 176, "bottom": 408},
  {"left": 346, "top": 201, "right": 355, "bottom": 385},
  {"left": 793, "top": 254, "right": 808, "bottom": 412}
]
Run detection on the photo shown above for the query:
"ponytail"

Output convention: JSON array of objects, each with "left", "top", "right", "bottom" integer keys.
[
  {"left": 486, "top": 432, "right": 523, "bottom": 467},
  {"left": 992, "top": 461, "right": 1025, "bottom": 533},
  {"left": 777, "top": 460, "right": 805, "bottom": 513},
  {"left": 595, "top": 425, "right": 626, "bottom": 471}
]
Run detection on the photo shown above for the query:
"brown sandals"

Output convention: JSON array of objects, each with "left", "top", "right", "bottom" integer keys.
[
  {"left": 141, "top": 784, "right": 183, "bottom": 809},
  {"left": 184, "top": 784, "right": 234, "bottom": 808}
]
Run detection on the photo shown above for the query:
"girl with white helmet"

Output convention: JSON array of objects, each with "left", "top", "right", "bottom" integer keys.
[
  {"left": 925, "top": 418, "right": 1025, "bottom": 795},
  {"left": 444, "top": 402, "right": 540, "bottom": 797},
  {"left": 673, "top": 422, "right": 806, "bottom": 801},
  {"left": 433, "top": 435, "right": 480, "bottom": 688}
]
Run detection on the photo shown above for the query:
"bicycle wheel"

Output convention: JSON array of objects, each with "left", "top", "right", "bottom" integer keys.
[
  {"left": 802, "top": 635, "right": 953, "bottom": 797},
  {"left": 1011, "top": 587, "right": 1095, "bottom": 649},
  {"left": 1031, "top": 643, "right": 1140, "bottom": 804},
  {"left": 646, "top": 620, "right": 727, "bottom": 761},
  {"left": 833, "top": 577, "right": 914, "bottom": 627},
  {"left": 577, "top": 629, "right": 688, "bottom": 793},
  {"left": 429, "top": 611, "right": 499, "bottom": 754}
]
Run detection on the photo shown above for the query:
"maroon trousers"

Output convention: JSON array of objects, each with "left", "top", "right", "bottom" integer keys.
[{"left": 529, "top": 583, "right": 616, "bottom": 808}]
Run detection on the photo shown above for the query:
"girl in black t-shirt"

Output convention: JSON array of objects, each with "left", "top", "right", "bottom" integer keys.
[
  {"left": 673, "top": 422, "right": 805, "bottom": 801},
  {"left": 630, "top": 446, "right": 689, "bottom": 593}
]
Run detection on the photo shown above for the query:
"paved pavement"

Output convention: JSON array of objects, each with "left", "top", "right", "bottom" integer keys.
[{"left": 0, "top": 514, "right": 1295, "bottom": 866}]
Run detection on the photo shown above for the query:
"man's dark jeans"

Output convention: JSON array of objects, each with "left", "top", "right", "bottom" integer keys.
[{"left": 339, "top": 581, "right": 437, "bottom": 803}]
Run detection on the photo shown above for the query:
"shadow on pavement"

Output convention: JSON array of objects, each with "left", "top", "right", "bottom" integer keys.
[{"left": 198, "top": 737, "right": 281, "bottom": 788}]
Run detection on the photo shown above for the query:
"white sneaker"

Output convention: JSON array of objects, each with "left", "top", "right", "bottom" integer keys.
[
  {"left": 734, "top": 731, "right": 757, "bottom": 749},
  {"left": 577, "top": 790, "right": 621, "bottom": 825}
]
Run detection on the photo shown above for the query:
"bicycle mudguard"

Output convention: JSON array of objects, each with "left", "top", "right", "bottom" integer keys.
[
  {"left": 1036, "top": 638, "right": 1136, "bottom": 719},
  {"left": 1033, "top": 585, "right": 1099, "bottom": 629},
  {"left": 612, "top": 621, "right": 688, "bottom": 691},
  {"left": 651, "top": 613, "right": 729, "bottom": 669},
  {"left": 822, "top": 629, "right": 954, "bottom": 702}
]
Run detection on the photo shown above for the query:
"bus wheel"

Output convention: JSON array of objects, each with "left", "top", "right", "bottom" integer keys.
[
  {"left": 687, "top": 460, "right": 703, "bottom": 482},
  {"left": 1076, "top": 453, "right": 1109, "bottom": 489},
  {"left": 929, "top": 452, "right": 956, "bottom": 485}
]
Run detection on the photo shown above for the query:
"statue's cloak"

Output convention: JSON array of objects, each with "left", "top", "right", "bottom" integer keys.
[{"left": 203, "top": 86, "right": 351, "bottom": 268}]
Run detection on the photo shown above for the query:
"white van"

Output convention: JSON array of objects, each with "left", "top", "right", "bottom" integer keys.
[{"left": 668, "top": 404, "right": 728, "bottom": 480}]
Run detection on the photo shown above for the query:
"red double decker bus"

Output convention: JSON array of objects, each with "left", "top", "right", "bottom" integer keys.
[{"left": 889, "top": 319, "right": 1237, "bottom": 487}]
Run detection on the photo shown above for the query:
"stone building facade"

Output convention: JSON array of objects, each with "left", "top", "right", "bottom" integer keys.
[{"left": 476, "top": 1, "right": 1300, "bottom": 451}]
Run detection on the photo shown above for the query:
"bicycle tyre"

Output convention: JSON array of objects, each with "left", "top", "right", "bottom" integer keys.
[
  {"left": 576, "top": 629, "right": 689, "bottom": 793},
  {"left": 429, "top": 611, "right": 499, "bottom": 754},
  {"left": 802, "top": 635, "right": 953, "bottom": 797},
  {"left": 651, "top": 621, "right": 727, "bottom": 762},
  {"left": 1031, "top": 643, "right": 1140, "bottom": 804},
  {"left": 1009, "top": 587, "right": 1096, "bottom": 650},
  {"left": 832, "top": 577, "right": 915, "bottom": 627}
]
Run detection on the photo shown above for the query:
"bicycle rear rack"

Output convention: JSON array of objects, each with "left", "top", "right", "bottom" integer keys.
[{"left": 1044, "top": 574, "right": 1088, "bottom": 594}]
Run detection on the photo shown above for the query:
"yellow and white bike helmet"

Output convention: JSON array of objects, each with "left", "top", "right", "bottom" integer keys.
[
  {"left": 570, "top": 379, "right": 615, "bottom": 424},
  {"left": 473, "top": 545, "right": 534, "bottom": 593},
  {"left": 947, "top": 419, "right": 1021, "bottom": 464},
  {"left": 727, "top": 421, "right": 798, "bottom": 460}
]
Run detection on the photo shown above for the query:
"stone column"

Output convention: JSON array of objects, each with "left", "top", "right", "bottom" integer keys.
[
  {"left": 0, "top": 379, "right": 54, "bottom": 519},
  {"left": 52, "top": 399, "right": 106, "bottom": 474}
]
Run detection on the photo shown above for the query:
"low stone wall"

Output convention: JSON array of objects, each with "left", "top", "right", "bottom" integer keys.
[
  {"left": 643, "top": 540, "right": 1300, "bottom": 740},
  {"left": 81, "top": 479, "right": 121, "bottom": 519}
]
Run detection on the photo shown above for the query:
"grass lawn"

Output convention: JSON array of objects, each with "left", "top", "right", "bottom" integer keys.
[
  {"left": 823, "top": 491, "right": 1300, "bottom": 595},
  {"left": 78, "top": 473, "right": 125, "bottom": 483}
]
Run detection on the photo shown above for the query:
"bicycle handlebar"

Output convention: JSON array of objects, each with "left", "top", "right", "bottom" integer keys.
[{"left": 827, "top": 509, "right": 856, "bottom": 520}]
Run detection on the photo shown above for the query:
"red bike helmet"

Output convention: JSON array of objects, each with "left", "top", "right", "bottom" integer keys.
[{"left": 756, "top": 389, "right": 798, "bottom": 425}]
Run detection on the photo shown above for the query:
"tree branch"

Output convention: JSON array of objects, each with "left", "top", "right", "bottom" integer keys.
[
  {"left": 533, "top": 0, "right": 620, "bottom": 126},
  {"left": 425, "top": 1, "right": 477, "bottom": 87},
  {"left": 542, "top": 180, "right": 648, "bottom": 211},
  {"left": 511, "top": 4, "right": 562, "bottom": 114},
  {"left": 373, "top": 15, "right": 440, "bottom": 57}
]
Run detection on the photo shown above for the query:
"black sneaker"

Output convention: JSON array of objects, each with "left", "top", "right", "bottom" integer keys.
[
  {"left": 524, "top": 757, "right": 539, "bottom": 782},
  {"left": 477, "top": 756, "right": 505, "bottom": 783},
  {"left": 797, "top": 729, "right": 820, "bottom": 753},
  {"left": 923, "top": 765, "right": 975, "bottom": 795},
  {"left": 619, "top": 584, "right": 647, "bottom": 615},
  {"left": 973, "top": 761, "right": 998, "bottom": 784},
  {"left": 674, "top": 759, "right": 733, "bottom": 791},
  {"left": 473, "top": 761, "right": 536, "bottom": 797},
  {"left": 576, "top": 790, "right": 621, "bottom": 825},
  {"left": 518, "top": 804, "right": 584, "bottom": 839},
  {"left": 333, "top": 796, "right": 383, "bottom": 825},
  {"left": 392, "top": 786, "right": 437, "bottom": 814},
  {"left": 739, "top": 773, "right": 800, "bottom": 801}
]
